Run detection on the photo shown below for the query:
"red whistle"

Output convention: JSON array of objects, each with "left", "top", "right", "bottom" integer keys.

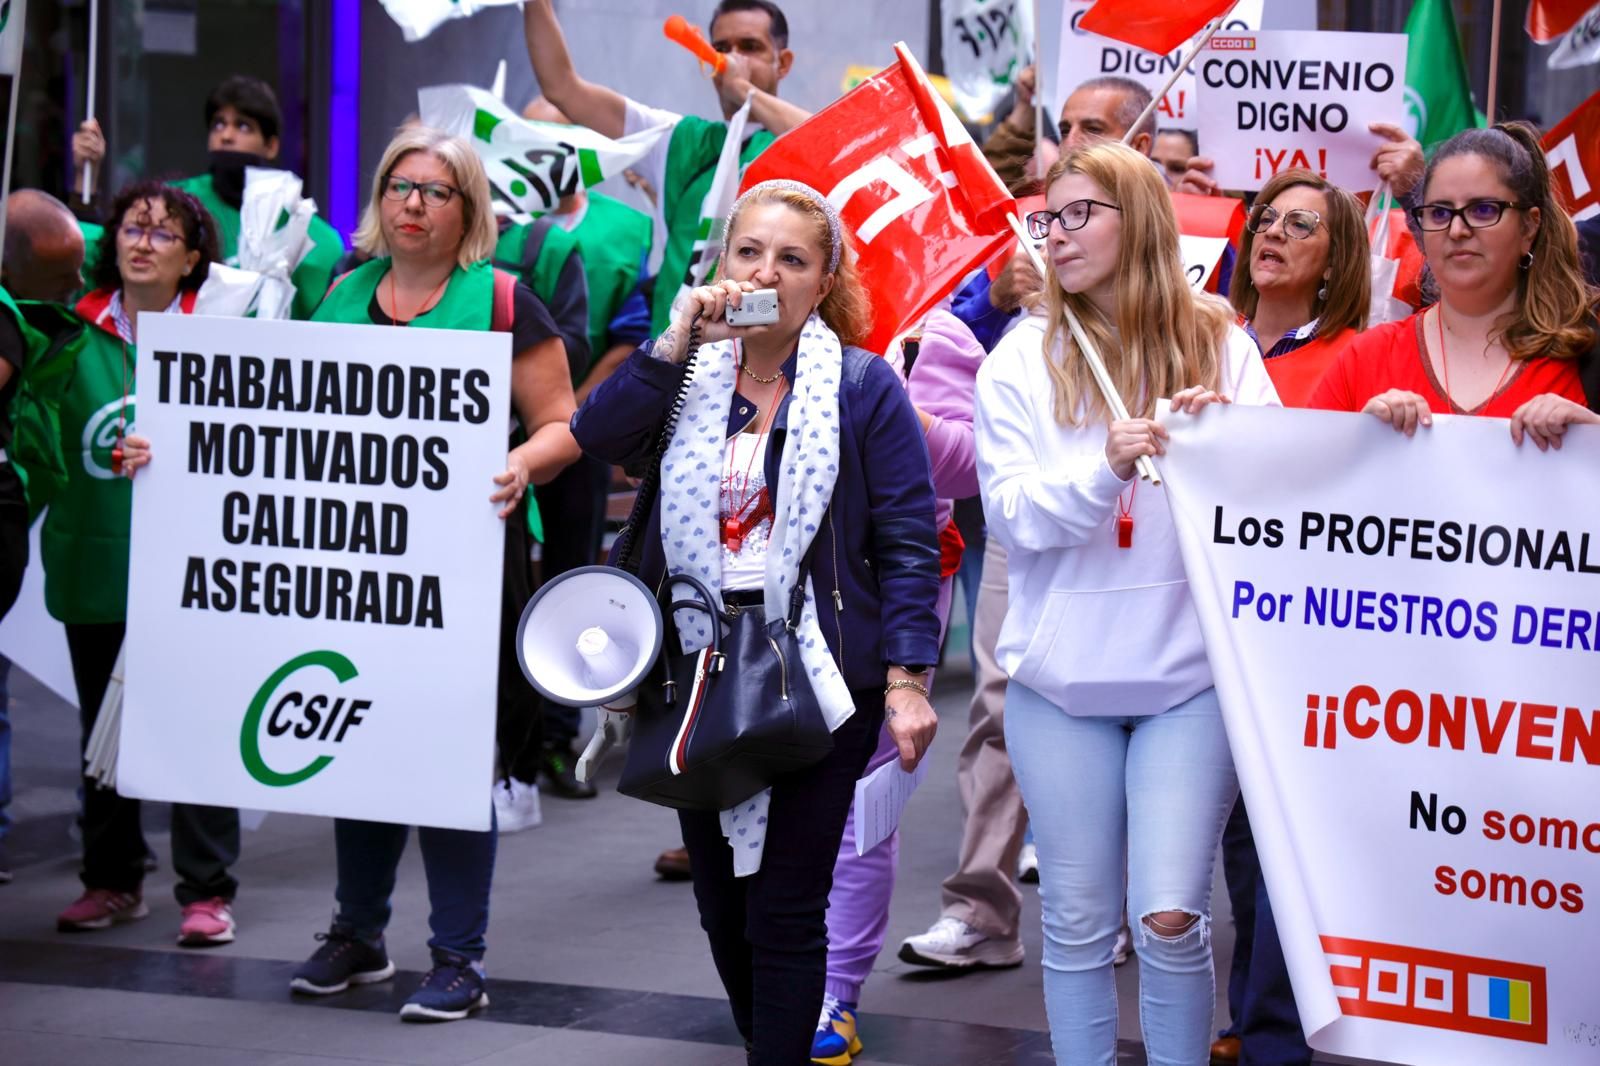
[
  {"left": 1117, "top": 514, "right": 1134, "bottom": 549},
  {"left": 111, "top": 437, "right": 125, "bottom": 475},
  {"left": 664, "top": 14, "right": 726, "bottom": 74}
]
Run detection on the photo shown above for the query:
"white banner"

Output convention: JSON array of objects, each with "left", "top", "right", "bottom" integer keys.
[
  {"left": 1195, "top": 30, "right": 1408, "bottom": 191},
  {"left": 1052, "top": 0, "right": 1263, "bottom": 129},
  {"left": 0, "top": 0, "right": 25, "bottom": 77},
  {"left": 941, "top": 0, "right": 1032, "bottom": 123},
  {"left": 1161, "top": 405, "right": 1600, "bottom": 1065},
  {"left": 380, "top": 0, "right": 521, "bottom": 43},
  {"left": 120, "top": 315, "right": 511, "bottom": 831},
  {"left": 419, "top": 83, "right": 672, "bottom": 218}
]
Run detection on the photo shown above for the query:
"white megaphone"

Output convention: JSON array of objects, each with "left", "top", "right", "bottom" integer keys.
[{"left": 516, "top": 565, "right": 664, "bottom": 781}]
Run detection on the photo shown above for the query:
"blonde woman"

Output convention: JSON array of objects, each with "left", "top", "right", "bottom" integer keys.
[{"left": 974, "top": 141, "right": 1278, "bottom": 1065}]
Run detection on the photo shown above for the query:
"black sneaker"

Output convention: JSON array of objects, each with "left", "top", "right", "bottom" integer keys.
[
  {"left": 539, "top": 747, "right": 597, "bottom": 799},
  {"left": 399, "top": 949, "right": 489, "bottom": 1022},
  {"left": 289, "top": 926, "right": 395, "bottom": 995}
]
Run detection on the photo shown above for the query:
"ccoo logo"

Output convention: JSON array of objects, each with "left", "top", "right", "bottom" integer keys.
[{"left": 240, "top": 650, "right": 372, "bottom": 787}]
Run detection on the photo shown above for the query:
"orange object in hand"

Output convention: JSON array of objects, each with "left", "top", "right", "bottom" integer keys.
[{"left": 663, "top": 14, "right": 726, "bottom": 74}]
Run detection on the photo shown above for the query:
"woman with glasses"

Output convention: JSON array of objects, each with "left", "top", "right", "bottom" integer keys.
[
  {"left": 974, "top": 141, "right": 1277, "bottom": 1065},
  {"left": 46, "top": 182, "right": 246, "bottom": 946},
  {"left": 287, "top": 127, "right": 579, "bottom": 1022},
  {"left": 1228, "top": 169, "right": 1370, "bottom": 407},
  {"left": 1311, "top": 123, "right": 1598, "bottom": 442}
]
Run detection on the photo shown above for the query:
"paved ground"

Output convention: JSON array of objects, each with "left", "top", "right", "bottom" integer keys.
[{"left": 0, "top": 655, "right": 1366, "bottom": 1065}]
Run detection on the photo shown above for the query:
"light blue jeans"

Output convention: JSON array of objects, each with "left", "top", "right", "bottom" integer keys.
[{"left": 1005, "top": 682, "right": 1238, "bottom": 1066}]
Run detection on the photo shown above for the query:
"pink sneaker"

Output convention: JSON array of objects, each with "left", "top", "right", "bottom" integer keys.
[
  {"left": 178, "top": 897, "right": 236, "bottom": 946},
  {"left": 57, "top": 888, "right": 149, "bottom": 931}
]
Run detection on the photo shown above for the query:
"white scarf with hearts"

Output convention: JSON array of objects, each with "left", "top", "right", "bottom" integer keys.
[{"left": 659, "top": 312, "right": 855, "bottom": 874}]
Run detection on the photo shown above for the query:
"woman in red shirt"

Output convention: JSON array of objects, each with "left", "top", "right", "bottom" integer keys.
[{"left": 1310, "top": 122, "right": 1598, "bottom": 445}]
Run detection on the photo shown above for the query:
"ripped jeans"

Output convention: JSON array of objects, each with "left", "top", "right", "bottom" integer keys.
[{"left": 1005, "top": 683, "right": 1238, "bottom": 1066}]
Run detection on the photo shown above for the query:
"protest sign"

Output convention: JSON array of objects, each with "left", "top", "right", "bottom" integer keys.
[
  {"left": 420, "top": 84, "right": 672, "bottom": 219},
  {"left": 1195, "top": 30, "right": 1408, "bottom": 191},
  {"left": 1544, "top": 91, "right": 1600, "bottom": 222},
  {"left": 1162, "top": 405, "right": 1600, "bottom": 1065},
  {"left": 1053, "top": 0, "right": 1262, "bottom": 127},
  {"left": 940, "top": 0, "right": 1032, "bottom": 123},
  {"left": 1179, "top": 234, "right": 1229, "bottom": 291},
  {"left": 118, "top": 315, "right": 511, "bottom": 832}
]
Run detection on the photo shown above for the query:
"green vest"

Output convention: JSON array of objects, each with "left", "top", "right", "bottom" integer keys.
[
  {"left": 494, "top": 216, "right": 581, "bottom": 357},
  {"left": 651, "top": 117, "right": 776, "bottom": 335},
  {"left": 571, "top": 193, "right": 650, "bottom": 355},
  {"left": 77, "top": 221, "right": 105, "bottom": 296},
  {"left": 0, "top": 287, "right": 90, "bottom": 518},
  {"left": 311, "top": 256, "right": 494, "bottom": 330},
  {"left": 172, "top": 173, "right": 347, "bottom": 321},
  {"left": 40, "top": 316, "right": 135, "bottom": 623}
]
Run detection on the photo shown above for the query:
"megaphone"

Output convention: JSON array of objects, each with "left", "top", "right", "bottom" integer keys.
[{"left": 516, "top": 565, "right": 663, "bottom": 708}]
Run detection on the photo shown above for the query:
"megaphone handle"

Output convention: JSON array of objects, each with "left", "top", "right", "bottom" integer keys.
[{"left": 576, "top": 710, "right": 632, "bottom": 783}]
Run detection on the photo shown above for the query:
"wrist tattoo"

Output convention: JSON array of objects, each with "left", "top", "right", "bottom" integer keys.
[{"left": 652, "top": 328, "right": 681, "bottom": 365}]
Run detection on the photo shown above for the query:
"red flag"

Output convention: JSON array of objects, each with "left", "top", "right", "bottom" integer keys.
[
  {"left": 1171, "top": 192, "right": 1247, "bottom": 245},
  {"left": 1078, "top": 0, "right": 1236, "bottom": 57},
  {"left": 740, "top": 43, "right": 1015, "bottom": 355},
  {"left": 1527, "top": 0, "right": 1594, "bottom": 42},
  {"left": 1543, "top": 90, "right": 1600, "bottom": 220}
]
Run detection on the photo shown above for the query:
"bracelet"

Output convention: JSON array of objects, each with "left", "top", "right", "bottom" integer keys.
[{"left": 884, "top": 678, "right": 929, "bottom": 699}]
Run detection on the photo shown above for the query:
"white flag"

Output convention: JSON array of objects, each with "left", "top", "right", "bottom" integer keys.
[
  {"left": 668, "top": 93, "right": 755, "bottom": 316},
  {"left": 380, "top": 0, "right": 522, "bottom": 43},
  {"left": 0, "top": 0, "right": 29, "bottom": 77},
  {"left": 419, "top": 83, "right": 672, "bottom": 218},
  {"left": 940, "top": 0, "right": 1032, "bottom": 123},
  {"left": 1548, "top": 3, "right": 1600, "bottom": 69}
]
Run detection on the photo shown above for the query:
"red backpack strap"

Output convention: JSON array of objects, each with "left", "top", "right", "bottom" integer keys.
[{"left": 491, "top": 268, "right": 517, "bottom": 333}]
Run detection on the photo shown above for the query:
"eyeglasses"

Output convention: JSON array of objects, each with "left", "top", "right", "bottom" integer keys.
[
  {"left": 383, "top": 176, "right": 459, "bottom": 208},
  {"left": 1024, "top": 199, "right": 1121, "bottom": 239},
  {"left": 1408, "top": 199, "right": 1531, "bottom": 231},
  {"left": 1246, "top": 204, "right": 1323, "bottom": 240},
  {"left": 119, "top": 224, "right": 183, "bottom": 250}
]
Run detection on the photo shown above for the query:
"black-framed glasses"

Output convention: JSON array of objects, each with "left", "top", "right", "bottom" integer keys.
[
  {"left": 119, "top": 224, "right": 182, "bottom": 250},
  {"left": 383, "top": 176, "right": 460, "bottom": 208},
  {"left": 1246, "top": 203, "right": 1322, "bottom": 240},
  {"left": 1408, "top": 199, "right": 1530, "bottom": 231},
  {"left": 1024, "top": 199, "right": 1121, "bottom": 239}
]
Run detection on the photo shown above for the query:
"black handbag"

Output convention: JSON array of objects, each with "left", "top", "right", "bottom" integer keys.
[{"left": 608, "top": 319, "right": 834, "bottom": 811}]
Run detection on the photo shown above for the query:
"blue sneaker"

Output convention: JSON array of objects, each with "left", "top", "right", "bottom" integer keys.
[
  {"left": 399, "top": 949, "right": 489, "bottom": 1022},
  {"left": 289, "top": 926, "right": 394, "bottom": 995},
  {"left": 811, "top": 994, "right": 862, "bottom": 1065}
]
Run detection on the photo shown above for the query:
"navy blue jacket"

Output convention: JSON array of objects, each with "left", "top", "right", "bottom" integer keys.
[{"left": 572, "top": 343, "right": 942, "bottom": 690}]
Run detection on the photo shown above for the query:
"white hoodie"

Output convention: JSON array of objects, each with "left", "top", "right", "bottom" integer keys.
[{"left": 974, "top": 315, "right": 1278, "bottom": 716}]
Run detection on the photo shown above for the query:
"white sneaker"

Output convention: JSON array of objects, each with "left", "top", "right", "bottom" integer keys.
[
  {"left": 1017, "top": 842, "right": 1039, "bottom": 884},
  {"left": 898, "top": 916, "right": 1024, "bottom": 969},
  {"left": 1113, "top": 922, "right": 1133, "bottom": 966},
  {"left": 493, "top": 779, "right": 543, "bottom": 833}
]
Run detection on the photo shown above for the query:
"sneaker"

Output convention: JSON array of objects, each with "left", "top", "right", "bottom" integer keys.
[
  {"left": 400, "top": 949, "right": 489, "bottom": 1022},
  {"left": 178, "top": 897, "right": 236, "bottom": 947},
  {"left": 539, "top": 746, "right": 597, "bottom": 799},
  {"left": 289, "top": 927, "right": 395, "bottom": 995},
  {"left": 898, "top": 916, "right": 1024, "bottom": 970},
  {"left": 1016, "top": 842, "right": 1039, "bottom": 884},
  {"left": 811, "top": 993, "right": 863, "bottom": 1065},
  {"left": 493, "top": 778, "right": 543, "bottom": 834},
  {"left": 57, "top": 887, "right": 149, "bottom": 931},
  {"left": 1114, "top": 922, "right": 1133, "bottom": 966}
]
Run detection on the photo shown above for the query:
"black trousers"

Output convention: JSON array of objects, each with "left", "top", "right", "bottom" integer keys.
[
  {"left": 0, "top": 474, "right": 27, "bottom": 623},
  {"left": 679, "top": 689, "right": 884, "bottom": 1066},
  {"left": 67, "top": 621, "right": 241, "bottom": 905}
]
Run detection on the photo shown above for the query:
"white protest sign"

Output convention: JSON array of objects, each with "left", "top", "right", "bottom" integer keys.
[
  {"left": 941, "top": 0, "right": 1032, "bottom": 123},
  {"left": 1053, "top": 0, "right": 1263, "bottom": 129},
  {"left": 1195, "top": 30, "right": 1408, "bottom": 191},
  {"left": 420, "top": 84, "right": 672, "bottom": 219},
  {"left": 120, "top": 315, "right": 511, "bottom": 831},
  {"left": 1162, "top": 405, "right": 1600, "bottom": 1065},
  {"left": 380, "top": 0, "right": 521, "bottom": 43},
  {"left": 1180, "top": 234, "right": 1230, "bottom": 291}
]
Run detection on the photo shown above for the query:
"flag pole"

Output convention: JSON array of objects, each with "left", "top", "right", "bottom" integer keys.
[
  {"left": 1033, "top": 0, "right": 1046, "bottom": 176},
  {"left": 81, "top": 0, "right": 97, "bottom": 203},
  {"left": 1005, "top": 212, "right": 1160, "bottom": 484},
  {"left": 0, "top": 0, "right": 26, "bottom": 265},
  {"left": 1121, "top": 5, "right": 1237, "bottom": 147},
  {"left": 1485, "top": 0, "right": 1503, "bottom": 123}
]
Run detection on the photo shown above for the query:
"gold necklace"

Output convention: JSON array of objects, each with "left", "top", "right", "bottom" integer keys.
[{"left": 740, "top": 357, "right": 783, "bottom": 384}]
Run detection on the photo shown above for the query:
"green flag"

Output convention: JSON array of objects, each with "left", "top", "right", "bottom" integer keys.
[{"left": 1403, "top": 0, "right": 1484, "bottom": 148}]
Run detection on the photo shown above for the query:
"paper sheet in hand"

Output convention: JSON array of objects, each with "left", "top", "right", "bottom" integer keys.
[{"left": 852, "top": 757, "right": 929, "bottom": 856}]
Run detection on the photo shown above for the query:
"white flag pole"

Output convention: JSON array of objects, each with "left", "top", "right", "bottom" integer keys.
[
  {"left": 1005, "top": 212, "right": 1160, "bottom": 484},
  {"left": 1121, "top": 7, "right": 1236, "bottom": 147},
  {"left": 81, "top": 0, "right": 97, "bottom": 203}
]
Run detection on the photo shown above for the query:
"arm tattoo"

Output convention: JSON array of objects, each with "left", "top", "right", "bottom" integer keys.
[{"left": 652, "top": 327, "right": 681, "bottom": 365}]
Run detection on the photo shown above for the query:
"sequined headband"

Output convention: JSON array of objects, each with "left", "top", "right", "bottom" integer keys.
[{"left": 730, "top": 179, "right": 844, "bottom": 274}]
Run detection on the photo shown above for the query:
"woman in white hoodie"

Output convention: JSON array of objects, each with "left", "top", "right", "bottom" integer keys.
[{"left": 974, "top": 140, "right": 1277, "bottom": 1065}]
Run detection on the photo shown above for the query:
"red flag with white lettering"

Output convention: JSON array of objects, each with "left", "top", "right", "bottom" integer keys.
[
  {"left": 1078, "top": 0, "right": 1236, "bottom": 57},
  {"left": 1543, "top": 90, "right": 1600, "bottom": 221},
  {"left": 740, "top": 43, "right": 1015, "bottom": 355}
]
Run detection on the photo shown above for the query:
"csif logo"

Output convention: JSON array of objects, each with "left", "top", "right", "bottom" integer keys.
[
  {"left": 240, "top": 651, "right": 372, "bottom": 787},
  {"left": 81, "top": 397, "right": 133, "bottom": 480}
]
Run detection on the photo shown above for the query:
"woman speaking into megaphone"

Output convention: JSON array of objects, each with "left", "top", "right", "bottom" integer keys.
[{"left": 572, "top": 179, "right": 941, "bottom": 1062}]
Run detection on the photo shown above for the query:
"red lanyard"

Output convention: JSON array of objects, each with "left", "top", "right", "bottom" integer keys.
[
  {"left": 722, "top": 371, "right": 785, "bottom": 553},
  {"left": 1115, "top": 480, "right": 1136, "bottom": 549},
  {"left": 1435, "top": 305, "right": 1514, "bottom": 412}
]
